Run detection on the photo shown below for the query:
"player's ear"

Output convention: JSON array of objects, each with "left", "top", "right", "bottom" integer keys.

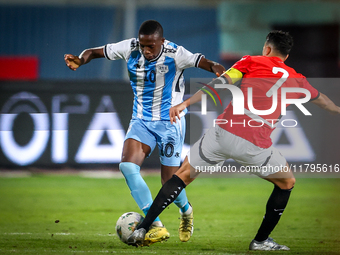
[
  {"left": 264, "top": 45, "right": 271, "bottom": 56},
  {"left": 262, "top": 44, "right": 270, "bottom": 56},
  {"left": 161, "top": 37, "right": 165, "bottom": 44},
  {"left": 283, "top": 54, "right": 289, "bottom": 61}
]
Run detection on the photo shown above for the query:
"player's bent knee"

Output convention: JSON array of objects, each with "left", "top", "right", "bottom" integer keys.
[
  {"left": 119, "top": 162, "right": 140, "bottom": 176},
  {"left": 288, "top": 177, "right": 296, "bottom": 189},
  {"left": 175, "top": 171, "right": 195, "bottom": 186},
  {"left": 279, "top": 177, "right": 295, "bottom": 190}
]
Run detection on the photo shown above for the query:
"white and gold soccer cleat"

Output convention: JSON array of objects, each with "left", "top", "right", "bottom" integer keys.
[{"left": 178, "top": 209, "right": 194, "bottom": 242}]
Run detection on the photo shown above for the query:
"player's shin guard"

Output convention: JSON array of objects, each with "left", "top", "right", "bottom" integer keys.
[
  {"left": 119, "top": 162, "right": 161, "bottom": 222},
  {"left": 137, "top": 175, "right": 187, "bottom": 232},
  {"left": 254, "top": 185, "right": 293, "bottom": 242}
]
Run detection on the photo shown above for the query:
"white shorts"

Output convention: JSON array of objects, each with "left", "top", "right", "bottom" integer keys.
[{"left": 188, "top": 125, "right": 287, "bottom": 177}]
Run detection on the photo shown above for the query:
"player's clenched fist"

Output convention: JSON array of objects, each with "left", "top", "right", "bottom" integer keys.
[{"left": 64, "top": 54, "right": 82, "bottom": 71}]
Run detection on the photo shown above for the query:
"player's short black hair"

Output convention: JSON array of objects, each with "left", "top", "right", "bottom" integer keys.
[
  {"left": 266, "top": 30, "right": 294, "bottom": 56},
  {"left": 138, "top": 20, "right": 163, "bottom": 38}
]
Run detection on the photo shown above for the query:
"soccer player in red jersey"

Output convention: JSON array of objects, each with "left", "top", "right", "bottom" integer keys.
[{"left": 127, "top": 31, "right": 340, "bottom": 250}]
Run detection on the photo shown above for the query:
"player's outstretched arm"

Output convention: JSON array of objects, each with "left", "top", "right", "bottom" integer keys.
[
  {"left": 64, "top": 47, "right": 105, "bottom": 71},
  {"left": 198, "top": 57, "right": 226, "bottom": 77},
  {"left": 170, "top": 72, "right": 233, "bottom": 124},
  {"left": 311, "top": 93, "right": 340, "bottom": 115}
]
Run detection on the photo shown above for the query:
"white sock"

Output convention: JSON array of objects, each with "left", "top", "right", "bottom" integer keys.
[
  {"left": 181, "top": 204, "right": 193, "bottom": 215},
  {"left": 151, "top": 221, "right": 163, "bottom": 227}
]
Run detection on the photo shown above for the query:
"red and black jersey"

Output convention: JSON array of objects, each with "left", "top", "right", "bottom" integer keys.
[{"left": 218, "top": 55, "right": 319, "bottom": 148}]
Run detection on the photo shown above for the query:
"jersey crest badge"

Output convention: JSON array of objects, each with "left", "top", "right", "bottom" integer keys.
[{"left": 156, "top": 65, "right": 169, "bottom": 74}]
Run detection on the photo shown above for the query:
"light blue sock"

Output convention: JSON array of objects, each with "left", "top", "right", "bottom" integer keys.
[
  {"left": 119, "top": 162, "right": 161, "bottom": 222},
  {"left": 173, "top": 188, "right": 190, "bottom": 213}
]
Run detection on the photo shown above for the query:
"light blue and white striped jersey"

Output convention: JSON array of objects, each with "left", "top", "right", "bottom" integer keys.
[{"left": 104, "top": 38, "right": 203, "bottom": 121}]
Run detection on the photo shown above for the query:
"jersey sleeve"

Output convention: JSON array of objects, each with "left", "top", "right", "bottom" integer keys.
[
  {"left": 104, "top": 38, "right": 137, "bottom": 61},
  {"left": 231, "top": 55, "right": 252, "bottom": 74},
  {"left": 175, "top": 46, "right": 203, "bottom": 70},
  {"left": 300, "top": 77, "right": 320, "bottom": 101}
]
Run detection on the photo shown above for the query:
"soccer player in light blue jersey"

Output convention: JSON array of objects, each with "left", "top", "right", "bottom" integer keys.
[{"left": 64, "top": 20, "right": 226, "bottom": 244}]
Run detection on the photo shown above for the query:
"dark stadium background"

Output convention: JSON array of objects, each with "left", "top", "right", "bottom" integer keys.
[{"left": 0, "top": 0, "right": 339, "bottom": 170}]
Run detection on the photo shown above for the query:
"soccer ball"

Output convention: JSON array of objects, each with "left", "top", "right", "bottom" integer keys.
[{"left": 115, "top": 212, "right": 144, "bottom": 244}]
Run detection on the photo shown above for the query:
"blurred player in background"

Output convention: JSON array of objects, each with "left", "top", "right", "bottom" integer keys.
[
  {"left": 127, "top": 30, "right": 340, "bottom": 250},
  {"left": 64, "top": 20, "right": 225, "bottom": 245}
]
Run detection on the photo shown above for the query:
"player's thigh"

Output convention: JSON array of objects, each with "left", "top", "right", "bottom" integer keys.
[
  {"left": 236, "top": 145, "right": 290, "bottom": 179},
  {"left": 188, "top": 126, "right": 227, "bottom": 173},
  {"left": 121, "top": 138, "right": 152, "bottom": 165},
  {"left": 122, "top": 118, "right": 156, "bottom": 164},
  {"left": 155, "top": 118, "right": 185, "bottom": 167}
]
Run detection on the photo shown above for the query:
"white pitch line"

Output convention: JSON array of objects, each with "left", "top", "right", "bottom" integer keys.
[
  {"left": 78, "top": 171, "right": 124, "bottom": 179},
  {"left": 2, "top": 233, "right": 33, "bottom": 235},
  {"left": 0, "top": 171, "right": 31, "bottom": 178}
]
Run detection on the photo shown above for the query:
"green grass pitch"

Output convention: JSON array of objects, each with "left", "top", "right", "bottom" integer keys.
[{"left": 0, "top": 173, "right": 339, "bottom": 254}]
